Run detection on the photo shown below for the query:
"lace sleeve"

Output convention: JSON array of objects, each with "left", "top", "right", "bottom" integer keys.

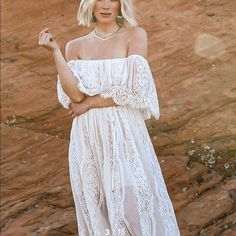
[
  {"left": 56, "top": 60, "right": 89, "bottom": 109},
  {"left": 56, "top": 75, "right": 71, "bottom": 109},
  {"left": 100, "top": 55, "right": 160, "bottom": 120}
]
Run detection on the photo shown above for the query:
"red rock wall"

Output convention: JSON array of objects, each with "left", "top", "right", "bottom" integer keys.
[
  {"left": 2, "top": 0, "right": 235, "bottom": 155},
  {"left": 1, "top": 0, "right": 236, "bottom": 235}
]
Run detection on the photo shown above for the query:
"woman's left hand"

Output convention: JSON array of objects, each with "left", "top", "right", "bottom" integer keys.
[
  {"left": 68, "top": 100, "right": 90, "bottom": 118},
  {"left": 68, "top": 94, "right": 117, "bottom": 118}
]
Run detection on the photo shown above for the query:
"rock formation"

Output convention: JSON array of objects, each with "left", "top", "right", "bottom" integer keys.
[{"left": 1, "top": 0, "right": 235, "bottom": 235}]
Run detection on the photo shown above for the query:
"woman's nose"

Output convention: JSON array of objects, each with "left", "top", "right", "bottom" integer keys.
[
  {"left": 102, "top": 5, "right": 109, "bottom": 10},
  {"left": 102, "top": 0, "right": 110, "bottom": 10}
]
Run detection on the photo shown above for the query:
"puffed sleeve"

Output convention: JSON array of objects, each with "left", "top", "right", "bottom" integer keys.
[
  {"left": 56, "top": 75, "right": 71, "bottom": 109},
  {"left": 56, "top": 60, "right": 94, "bottom": 109},
  {"left": 57, "top": 60, "right": 107, "bottom": 109},
  {"left": 100, "top": 55, "right": 160, "bottom": 120}
]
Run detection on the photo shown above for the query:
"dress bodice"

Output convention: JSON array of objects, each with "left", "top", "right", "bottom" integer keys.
[{"left": 57, "top": 54, "right": 160, "bottom": 120}]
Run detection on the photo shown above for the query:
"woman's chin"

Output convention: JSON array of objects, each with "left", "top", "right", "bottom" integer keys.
[{"left": 96, "top": 18, "right": 116, "bottom": 24}]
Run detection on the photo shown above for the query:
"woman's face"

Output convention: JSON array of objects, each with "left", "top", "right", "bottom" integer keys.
[{"left": 93, "top": 0, "right": 121, "bottom": 24}]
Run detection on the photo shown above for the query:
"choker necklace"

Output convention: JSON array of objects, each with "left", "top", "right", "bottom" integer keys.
[{"left": 94, "top": 26, "right": 121, "bottom": 40}]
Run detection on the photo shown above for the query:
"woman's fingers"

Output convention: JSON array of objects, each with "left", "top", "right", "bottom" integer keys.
[
  {"left": 46, "top": 32, "right": 53, "bottom": 41},
  {"left": 41, "top": 34, "right": 47, "bottom": 44},
  {"left": 39, "top": 27, "right": 49, "bottom": 39},
  {"left": 68, "top": 102, "right": 89, "bottom": 118},
  {"left": 42, "top": 34, "right": 48, "bottom": 45},
  {"left": 69, "top": 111, "right": 75, "bottom": 117},
  {"left": 69, "top": 108, "right": 81, "bottom": 118},
  {"left": 39, "top": 27, "right": 53, "bottom": 44},
  {"left": 39, "top": 33, "right": 53, "bottom": 46},
  {"left": 40, "top": 27, "right": 48, "bottom": 35},
  {"left": 38, "top": 27, "right": 60, "bottom": 52},
  {"left": 39, "top": 33, "right": 46, "bottom": 45},
  {"left": 44, "top": 34, "right": 51, "bottom": 44},
  {"left": 38, "top": 36, "right": 43, "bottom": 45},
  {"left": 70, "top": 110, "right": 77, "bottom": 119},
  {"left": 69, "top": 109, "right": 77, "bottom": 115}
]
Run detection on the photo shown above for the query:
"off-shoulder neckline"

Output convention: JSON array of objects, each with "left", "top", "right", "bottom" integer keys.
[{"left": 67, "top": 54, "right": 148, "bottom": 63}]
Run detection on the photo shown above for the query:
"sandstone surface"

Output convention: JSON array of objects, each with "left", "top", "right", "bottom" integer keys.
[{"left": 1, "top": 0, "right": 236, "bottom": 235}]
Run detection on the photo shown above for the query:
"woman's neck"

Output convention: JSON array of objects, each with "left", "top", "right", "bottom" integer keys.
[{"left": 95, "top": 22, "right": 120, "bottom": 35}]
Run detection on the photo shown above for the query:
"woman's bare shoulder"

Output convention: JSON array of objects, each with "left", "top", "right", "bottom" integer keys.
[
  {"left": 118, "top": 25, "right": 147, "bottom": 38},
  {"left": 67, "top": 31, "right": 93, "bottom": 46},
  {"left": 65, "top": 32, "right": 93, "bottom": 61},
  {"left": 128, "top": 26, "right": 147, "bottom": 41},
  {"left": 127, "top": 26, "right": 148, "bottom": 58}
]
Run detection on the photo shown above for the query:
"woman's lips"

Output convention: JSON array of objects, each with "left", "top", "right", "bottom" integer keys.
[{"left": 100, "top": 13, "right": 112, "bottom": 17}]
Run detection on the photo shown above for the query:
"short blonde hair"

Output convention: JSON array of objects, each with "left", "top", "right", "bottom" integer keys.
[{"left": 77, "top": 0, "right": 138, "bottom": 27}]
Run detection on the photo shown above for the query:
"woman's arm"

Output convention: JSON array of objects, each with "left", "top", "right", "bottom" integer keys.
[
  {"left": 53, "top": 48, "right": 85, "bottom": 103},
  {"left": 86, "top": 95, "right": 117, "bottom": 109},
  {"left": 39, "top": 28, "right": 85, "bottom": 103},
  {"left": 68, "top": 95, "right": 117, "bottom": 119}
]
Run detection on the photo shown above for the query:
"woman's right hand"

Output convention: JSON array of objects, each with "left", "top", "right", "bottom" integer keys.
[{"left": 38, "top": 27, "right": 60, "bottom": 53}]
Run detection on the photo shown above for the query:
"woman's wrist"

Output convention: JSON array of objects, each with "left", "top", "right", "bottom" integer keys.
[
  {"left": 84, "top": 96, "right": 97, "bottom": 110},
  {"left": 85, "top": 95, "right": 117, "bottom": 110},
  {"left": 85, "top": 95, "right": 108, "bottom": 110},
  {"left": 52, "top": 48, "right": 62, "bottom": 58}
]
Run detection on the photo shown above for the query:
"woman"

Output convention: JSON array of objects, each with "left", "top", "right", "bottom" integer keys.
[{"left": 39, "top": 0, "right": 181, "bottom": 235}]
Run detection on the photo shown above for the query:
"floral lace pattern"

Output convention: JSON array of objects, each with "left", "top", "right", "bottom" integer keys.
[
  {"left": 57, "top": 55, "right": 160, "bottom": 120},
  {"left": 57, "top": 55, "right": 181, "bottom": 236}
]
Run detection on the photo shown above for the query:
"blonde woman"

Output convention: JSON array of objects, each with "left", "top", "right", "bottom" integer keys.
[{"left": 39, "top": 0, "right": 181, "bottom": 235}]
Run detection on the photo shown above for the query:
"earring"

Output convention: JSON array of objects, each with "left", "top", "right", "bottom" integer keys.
[
  {"left": 116, "top": 14, "right": 124, "bottom": 24},
  {"left": 91, "top": 14, "right": 96, "bottom": 23}
]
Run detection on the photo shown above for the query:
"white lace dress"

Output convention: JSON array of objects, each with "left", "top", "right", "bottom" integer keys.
[{"left": 57, "top": 55, "right": 181, "bottom": 236}]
